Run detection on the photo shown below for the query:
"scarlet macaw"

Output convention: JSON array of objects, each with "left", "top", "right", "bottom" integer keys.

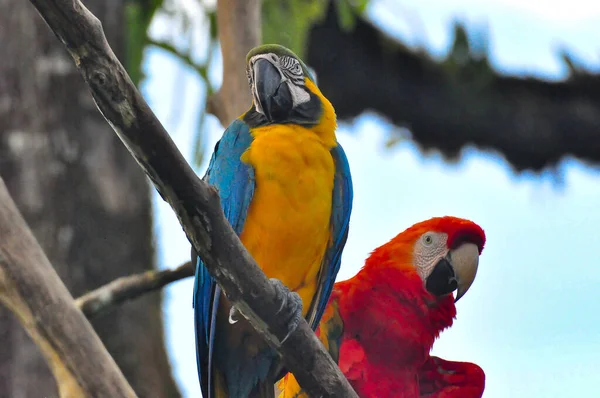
[
  {"left": 278, "top": 216, "right": 486, "bottom": 398},
  {"left": 192, "top": 44, "right": 353, "bottom": 398}
]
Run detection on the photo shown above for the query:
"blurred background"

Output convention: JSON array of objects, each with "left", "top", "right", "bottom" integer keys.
[{"left": 1, "top": 0, "right": 599, "bottom": 397}]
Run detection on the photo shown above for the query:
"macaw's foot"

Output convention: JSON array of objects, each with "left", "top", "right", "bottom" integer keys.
[
  {"left": 269, "top": 278, "right": 303, "bottom": 344},
  {"left": 228, "top": 306, "right": 242, "bottom": 324}
]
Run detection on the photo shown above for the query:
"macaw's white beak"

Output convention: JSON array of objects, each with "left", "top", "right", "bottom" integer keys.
[{"left": 425, "top": 242, "right": 480, "bottom": 303}]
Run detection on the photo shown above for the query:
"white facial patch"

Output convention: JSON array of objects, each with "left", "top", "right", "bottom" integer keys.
[
  {"left": 287, "top": 82, "right": 311, "bottom": 107},
  {"left": 249, "top": 53, "right": 279, "bottom": 66},
  {"left": 248, "top": 53, "right": 311, "bottom": 109},
  {"left": 413, "top": 232, "right": 449, "bottom": 282}
]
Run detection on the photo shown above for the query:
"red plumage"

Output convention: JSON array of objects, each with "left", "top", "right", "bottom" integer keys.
[
  {"left": 419, "top": 356, "right": 485, "bottom": 398},
  {"left": 278, "top": 216, "right": 486, "bottom": 398}
]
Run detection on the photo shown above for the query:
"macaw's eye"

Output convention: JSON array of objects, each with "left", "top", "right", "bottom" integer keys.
[
  {"left": 423, "top": 234, "right": 434, "bottom": 246},
  {"left": 281, "top": 56, "right": 303, "bottom": 77}
]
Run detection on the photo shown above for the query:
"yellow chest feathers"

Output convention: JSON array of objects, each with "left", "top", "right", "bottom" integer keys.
[{"left": 239, "top": 124, "right": 336, "bottom": 305}]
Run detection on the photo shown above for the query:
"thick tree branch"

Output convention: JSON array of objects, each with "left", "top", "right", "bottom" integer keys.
[
  {"left": 0, "top": 179, "right": 136, "bottom": 398},
  {"left": 308, "top": 2, "right": 600, "bottom": 172},
  {"left": 76, "top": 262, "right": 194, "bottom": 318},
  {"left": 27, "top": 0, "right": 357, "bottom": 396},
  {"left": 206, "top": 0, "right": 261, "bottom": 125}
]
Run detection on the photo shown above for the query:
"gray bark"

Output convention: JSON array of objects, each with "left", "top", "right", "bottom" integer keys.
[{"left": 0, "top": 0, "right": 180, "bottom": 397}]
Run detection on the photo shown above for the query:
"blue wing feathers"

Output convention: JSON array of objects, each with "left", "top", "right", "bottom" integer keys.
[
  {"left": 193, "top": 119, "right": 255, "bottom": 397},
  {"left": 194, "top": 121, "right": 353, "bottom": 397},
  {"left": 308, "top": 142, "right": 354, "bottom": 330}
]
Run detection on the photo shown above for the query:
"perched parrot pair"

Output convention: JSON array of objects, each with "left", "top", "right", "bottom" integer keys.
[
  {"left": 192, "top": 44, "right": 353, "bottom": 398},
  {"left": 192, "top": 43, "right": 486, "bottom": 398},
  {"left": 277, "top": 216, "right": 487, "bottom": 398}
]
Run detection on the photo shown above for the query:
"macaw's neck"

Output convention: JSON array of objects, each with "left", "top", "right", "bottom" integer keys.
[
  {"left": 332, "top": 252, "right": 459, "bottom": 398},
  {"left": 242, "top": 79, "right": 338, "bottom": 149},
  {"left": 345, "top": 250, "right": 457, "bottom": 342},
  {"left": 303, "top": 79, "right": 337, "bottom": 148}
]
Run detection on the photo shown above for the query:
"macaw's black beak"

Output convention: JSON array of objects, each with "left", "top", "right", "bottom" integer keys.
[
  {"left": 425, "top": 257, "right": 458, "bottom": 298},
  {"left": 425, "top": 242, "right": 480, "bottom": 303},
  {"left": 252, "top": 58, "right": 292, "bottom": 121}
]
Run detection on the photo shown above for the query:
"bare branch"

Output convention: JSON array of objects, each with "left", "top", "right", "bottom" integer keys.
[
  {"left": 27, "top": 0, "right": 357, "bottom": 396},
  {"left": 76, "top": 262, "right": 194, "bottom": 318},
  {"left": 206, "top": 0, "right": 261, "bottom": 125},
  {"left": 308, "top": 3, "right": 600, "bottom": 172},
  {"left": 0, "top": 179, "right": 136, "bottom": 398}
]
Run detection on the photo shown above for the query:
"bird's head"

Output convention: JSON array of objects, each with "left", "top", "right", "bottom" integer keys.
[
  {"left": 372, "top": 216, "right": 486, "bottom": 303},
  {"left": 244, "top": 44, "right": 333, "bottom": 128}
]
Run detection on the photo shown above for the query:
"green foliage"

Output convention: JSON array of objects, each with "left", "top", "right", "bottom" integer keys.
[
  {"left": 125, "top": 0, "right": 163, "bottom": 86},
  {"left": 262, "top": 0, "right": 368, "bottom": 59},
  {"left": 441, "top": 21, "right": 494, "bottom": 90},
  {"left": 335, "top": 0, "right": 369, "bottom": 32},
  {"left": 261, "top": 0, "right": 328, "bottom": 59}
]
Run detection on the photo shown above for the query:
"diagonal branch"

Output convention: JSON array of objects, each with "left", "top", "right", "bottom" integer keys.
[
  {"left": 27, "top": 0, "right": 357, "bottom": 396},
  {"left": 0, "top": 179, "right": 136, "bottom": 398},
  {"left": 76, "top": 262, "right": 194, "bottom": 318}
]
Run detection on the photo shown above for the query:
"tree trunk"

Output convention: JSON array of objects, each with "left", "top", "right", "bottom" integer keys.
[{"left": 0, "top": 1, "right": 180, "bottom": 397}]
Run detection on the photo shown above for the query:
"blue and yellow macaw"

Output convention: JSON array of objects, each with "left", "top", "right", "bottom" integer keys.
[{"left": 192, "top": 44, "right": 353, "bottom": 398}]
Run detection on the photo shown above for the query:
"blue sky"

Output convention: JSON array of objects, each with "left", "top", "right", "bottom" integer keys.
[{"left": 142, "top": 1, "right": 600, "bottom": 397}]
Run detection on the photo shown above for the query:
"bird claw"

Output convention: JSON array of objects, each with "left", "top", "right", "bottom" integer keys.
[
  {"left": 269, "top": 278, "right": 303, "bottom": 344},
  {"left": 228, "top": 306, "right": 241, "bottom": 324}
]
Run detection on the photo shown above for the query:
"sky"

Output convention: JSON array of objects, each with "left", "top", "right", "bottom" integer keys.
[{"left": 141, "top": 1, "right": 600, "bottom": 397}]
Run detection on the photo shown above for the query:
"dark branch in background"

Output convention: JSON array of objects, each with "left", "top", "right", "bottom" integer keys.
[
  {"left": 206, "top": 0, "right": 261, "bottom": 125},
  {"left": 0, "top": 179, "right": 136, "bottom": 398},
  {"left": 307, "top": 2, "right": 600, "bottom": 172},
  {"left": 76, "top": 262, "right": 194, "bottom": 318},
  {"left": 27, "top": 0, "right": 358, "bottom": 396}
]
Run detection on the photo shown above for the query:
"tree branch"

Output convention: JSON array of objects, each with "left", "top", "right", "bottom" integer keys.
[
  {"left": 206, "top": 0, "right": 261, "bottom": 125},
  {"left": 0, "top": 179, "right": 136, "bottom": 398},
  {"left": 27, "top": 0, "right": 357, "bottom": 396},
  {"left": 307, "top": 2, "right": 600, "bottom": 172},
  {"left": 76, "top": 262, "right": 194, "bottom": 318}
]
